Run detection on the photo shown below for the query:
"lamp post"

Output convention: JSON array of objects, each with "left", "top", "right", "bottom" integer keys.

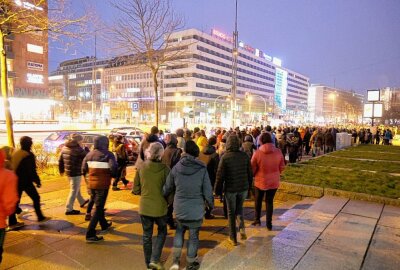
[
  {"left": 231, "top": 0, "right": 239, "bottom": 128},
  {"left": 246, "top": 94, "right": 267, "bottom": 125},
  {"left": 214, "top": 95, "right": 231, "bottom": 125}
]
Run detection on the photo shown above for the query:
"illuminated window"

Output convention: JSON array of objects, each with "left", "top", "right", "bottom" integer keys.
[{"left": 27, "top": 44, "right": 43, "bottom": 54}]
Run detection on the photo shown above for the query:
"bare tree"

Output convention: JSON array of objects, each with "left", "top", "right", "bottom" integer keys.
[
  {"left": 109, "top": 0, "right": 184, "bottom": 127},
  {"left": 0, "top": 0, "right": 91, "bottom": 147}
]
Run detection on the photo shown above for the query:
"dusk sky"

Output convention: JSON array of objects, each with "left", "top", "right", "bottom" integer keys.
[{"left": 49, "top": 0, "right": 400, "bottom": 93}]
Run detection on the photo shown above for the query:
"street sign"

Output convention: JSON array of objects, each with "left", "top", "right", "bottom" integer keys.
[{"left": 132, "top": 102, "right": 139, "bottom": 112}]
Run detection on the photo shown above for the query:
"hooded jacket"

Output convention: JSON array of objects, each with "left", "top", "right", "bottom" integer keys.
[
  {"left": 82, "top": 136, "right": 117, "bottom": 189},
  {"left": 163, "top": 155, "right": 214, "bottom": 221},
  {"left": 0, "top": 150, "right": 18, "bottom": 229},
  {"left": 59, "top": 140, "right": 87, "bottom": 177},
  {"left": 133, "top": 160, "right": 170, "bottom": 217},
  {"left": 215, "top": 136, "right": 252, "bottom": 195},
  {"left": 251, "top": 143, "right": 285, "bottom": 190}
]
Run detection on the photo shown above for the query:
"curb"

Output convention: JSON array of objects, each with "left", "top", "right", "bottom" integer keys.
[{"left": 277, "top": 181, "right": 400, "bottom": 207}]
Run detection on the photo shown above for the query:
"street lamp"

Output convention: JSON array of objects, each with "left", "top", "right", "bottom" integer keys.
[
  {"left": 246, "top": 93, "right": 267, "bottom": 125},
  {"left": 92, "top": 67, "right": 103, "bottom": 129},
  {"left": 214, "top": 95, "right": 231, "bottom": 125}
]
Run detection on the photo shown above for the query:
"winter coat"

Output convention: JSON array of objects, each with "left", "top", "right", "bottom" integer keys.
[
  {"left": 113, "top": 141, "right": 128, "bottom": 166},
  {"left": 215, "top": 136, "right": 253, "bottom": 195},
  {"left": 324, "top": 132, "right": 335, "bottom": 147},
  {"left": 177, "top": 137, "right": 186, "bottom": 151},
  {"left": 133, "top": 160, "right": 169, "bottom": 217},
  {"left": 0, "top": 150, "right": 18, "bottom": 229},
  {"left": 162, "top": 145, "right": 182, "bottom": 169},
  {"left": 163, "top": 155, "right": 214, "bottom": 221},
  {"left": 241, "top": 141, "right": 255, "bottom": 159},
  {"left": 251, "top": 143, "right": 285, "bottom": 190},
  {"left": 59, "top": 140, "right": 87, "bottom": 177},
  {"left": 12, "top": 149, "right": 41, "bottom": 187},
  {"left": 82, "top": 136, "right": 117, "bottom": 190},
  {"left": 198, "top": 145, "right": 219, "bottom": 188}
]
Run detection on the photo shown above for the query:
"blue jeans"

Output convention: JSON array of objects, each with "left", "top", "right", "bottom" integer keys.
[
  {"left": 172, "top": 221, "right": 200, "bottom": 263},
  {"left": 225, "top": 190, "right": 248, "bottom": 242},
  {"left": 86, "top": 189, "right": 109, "bottom": 238},
  {"left": 66, "top": 176, "right": 86, "bottom": 212},
  {"left": 140, "top": 215, "right": 167, "bottom": 266},
  {"left": 0, "top": 228, "right": 5, "bottom": 264}
]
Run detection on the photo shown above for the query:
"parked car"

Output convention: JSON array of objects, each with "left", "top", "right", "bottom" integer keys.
[
  {"left": 81, "top": 133, "right": 107, "bottom": 151},
  {"left": 110, "top": 126, "right": 144, "bottom": 136},
  {"left": 124, "top": 135, "right": 141, "bottom": 164},
  {"left": 43, "top": 131, "right": 83, "bottom": 153}
]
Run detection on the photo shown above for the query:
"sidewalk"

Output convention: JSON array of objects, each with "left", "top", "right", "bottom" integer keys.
[
  {"left": 1, "top": 167, "right": 263, "bottom": 270},
  {"left": 2, "top": 167, "right": 400, "bottom": 270}
]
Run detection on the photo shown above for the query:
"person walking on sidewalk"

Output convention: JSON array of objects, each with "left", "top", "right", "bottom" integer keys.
[
  {"left": 164, "top": 141, "right": 214, "bottom": 270},
  {"left": 8, "top": 136, "right": 51, "bottom": 228},
  {"left": 215, "top": 135, "right": 253, "bottom": 246},
  {"left": 251, "top": 132, "right": 285, "bottom": 230},
  {"left": 82, "top": 136, "right": 117, "bottom": 242},
  {"left": 0, "top": 150, "right": 19, "bottom": 264},
  {"left": 112, "top": 134, "right": 129, "bottom": 191},
  {"left": 133, "top": 142, "right": 170, "bottom": 270},
  {"left": 161, "top": 134, "right": 182, "bottom": 230},
  {"left": 59, "top": 133, "right": 89, "bottom": 215},
  {"left": 198, "top": 135, "right": 219, "bottom": 220}
]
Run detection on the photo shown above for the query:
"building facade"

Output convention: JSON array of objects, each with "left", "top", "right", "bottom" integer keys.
[
  {"left": 50, "top": 28, "right": 310, "bottom": 126},
  {"left": 308, "top": 84, "right": 364, "bottom": 124},
  {"left": 380, "top": 87, "right": 400, "bottom": 125},
  {"left": 1, "top": 0, "right": 50, "bottom": 120}
]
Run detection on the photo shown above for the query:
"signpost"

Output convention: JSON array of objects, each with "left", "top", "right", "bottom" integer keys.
[{"left": 364, "top": 89, "right": 382, "bottom": 126}]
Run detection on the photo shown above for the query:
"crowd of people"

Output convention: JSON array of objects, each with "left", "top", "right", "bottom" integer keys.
[{"left": 0, "top": 123, "right": 397, "bottom": 269}]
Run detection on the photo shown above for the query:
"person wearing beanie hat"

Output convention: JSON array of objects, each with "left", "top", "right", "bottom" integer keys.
[
  {"left": 112, "top": 134, "right": 129, "bottom": 191},
  {"left": 0, "top": 149, "right": 18, "bottom": 263},
  {"left": 164, "top": 140, "right": 213, "bottom": 269},
  {"left": 9, "top": 137, "right": 51, "bottom": 228},
  {"left": 59, "top": 133, "right": 89, "bottom": 215}
]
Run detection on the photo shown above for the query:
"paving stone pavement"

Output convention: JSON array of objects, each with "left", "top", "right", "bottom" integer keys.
[{"left": 2, "top": 166, "right": 400, "bottom": 270}]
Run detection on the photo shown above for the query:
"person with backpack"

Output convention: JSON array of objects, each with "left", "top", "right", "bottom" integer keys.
[
  {"left": 198, "top": 136, "right": 219, "bottom": 220},
  {"left": 161, "top": 134, "right": 182, "bottom": 230},
  {"left": 112, "top": 134, "right": 129, "bottom": 191}
]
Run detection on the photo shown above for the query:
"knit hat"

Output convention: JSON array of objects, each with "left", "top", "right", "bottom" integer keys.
[{"left": 185, "top": 140, "right": 200, "bottom": 157}]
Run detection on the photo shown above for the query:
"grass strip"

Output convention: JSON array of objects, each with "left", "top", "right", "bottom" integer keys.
[
  {"left": 347, "top": 144, "right": 400, "bottom": 153},
  {"left": 329, "top": 150, "right": 400, "bottom": 161},
  {"left": 282, "top": 164, "right": 400, "bottom": 199},
  {"left": 303, "top": 156, "right": 400, "bottom": 173}
]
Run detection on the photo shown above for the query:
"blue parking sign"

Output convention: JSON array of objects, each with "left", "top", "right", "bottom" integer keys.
[{"left": 132, "top": 102, "right": 139, "bottom": 111}]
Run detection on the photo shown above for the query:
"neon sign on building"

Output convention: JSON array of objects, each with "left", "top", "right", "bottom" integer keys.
[{"left": 211, "top": 29, "right": 274, "bottom": 63}]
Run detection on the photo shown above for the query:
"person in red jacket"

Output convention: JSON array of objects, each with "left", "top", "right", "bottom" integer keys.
[
  {"left": 251, "top": 132, "right": 285, "bottom": 230},
  {"left": 0, "top": 150, "right": 19, "bottom": 264}
]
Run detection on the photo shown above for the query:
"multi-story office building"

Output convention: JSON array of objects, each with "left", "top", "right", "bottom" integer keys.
[
  {"left": 49, "top": 57, "right": 108, "bottom": 121},
  {"left": 308, "top": 84, "right": 364, "bottom": 124},
  {"left": 50, "top": 28, "right": 310, "bottom": 125},
  {"left": 163, "top": 28, "right": 309, "bottom": 125},
  {"left": 1, "top": 0, "right": 50, "bottom": 120}
]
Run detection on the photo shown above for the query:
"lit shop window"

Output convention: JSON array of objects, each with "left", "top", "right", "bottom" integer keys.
[
  {"left": 27, "top": 73, "right": 44, "bottom": 84},
  {"left": 27, "top": 44, "right": 43, "bottom": 54}
]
